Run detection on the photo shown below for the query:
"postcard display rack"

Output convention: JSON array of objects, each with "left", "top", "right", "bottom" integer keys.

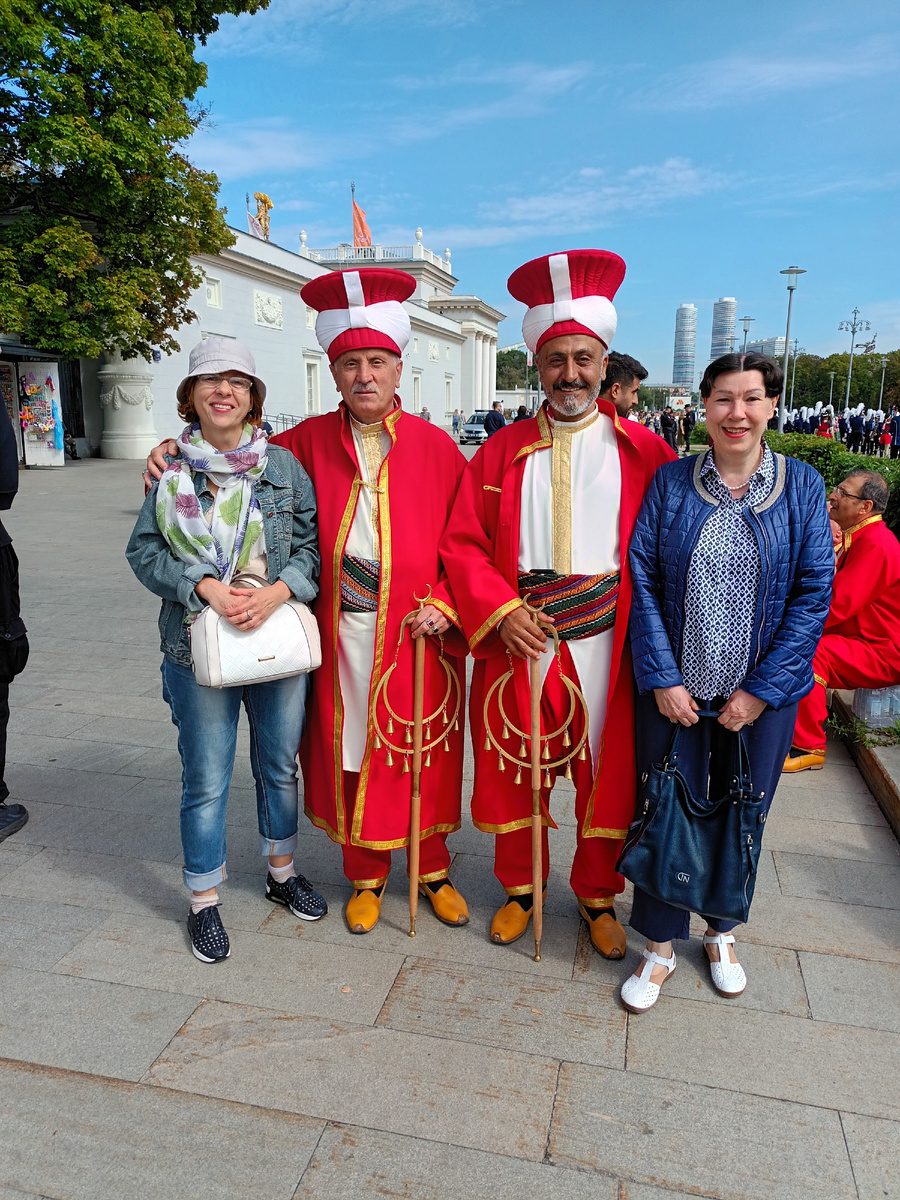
[
  {"left": 0, "top": 363, "right": 24, "bottom": 463},
  {"left": 17, "top": 362, "right": 64, "bottom": 468}
]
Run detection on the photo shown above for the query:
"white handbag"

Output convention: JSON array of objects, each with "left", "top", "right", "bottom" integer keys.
[{"left": 190, "top": 574, "right": 321, "bottom": 689}]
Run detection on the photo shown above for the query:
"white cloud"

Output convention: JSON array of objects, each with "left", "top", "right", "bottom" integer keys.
[
  {"left": 635, "top": 37, "right": 897, "bottom": 111},
  {"left": 416, "top": 157, "right": 733, "bottom": 250},
  {"left": 188, "top": 118, "right": 328, "bottom": 181},
  {"left": 207, "top": 0, "right": 491, "bottom": 57}
]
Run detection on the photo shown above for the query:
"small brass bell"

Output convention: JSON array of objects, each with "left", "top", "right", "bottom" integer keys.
[
  {"left": 514, "top": 766, "right": 523, "bottom": 785},
  {"left": 562, "top": 728, "right": 571, "bottom": 748},
  {"left": 387, "top": 716, "right": 394, "bottom": 734},
  {"left": 402, "top": 755, "right": 410, "bottom": 773},
  {"left": 501, "top": 721, "right": 510, "bottom": 740},
  {"left": 564, "top": 760, "right": 573, "bottom": 781},
  {"left": 519, "top": 738, "right": 527, "bottom": 759},
  {"left": 442, "top": 706, "right": 448, "bottom": 725},
  {"left": 373, "top": 734, "right": 382, "bottom": 751},
  {"left": 498, "top": 754, "right": 506, "bottom": 773},
  {"left": 443, "top": 737, "right": 450, "bottom": 753},
  {"left": 454, "top": 718, "right": 459, "bottom": 732},
  {"left": 541, "top": 740, "right": 550, "bottom": 761},
  {"left": 578, "top": 743, "right": 587, "bottom": 762},
  {"left": 544, "top": 768, "right": 552, "bottom": 788},
  {"left": 404, "top": 725, "right": 412, "bottom": 744},
  {"left": 425, "top": 750, "right": 432, "bottom": 768},
  {"left": 425, "top": 723, "right": 431, "bottom": 740},
  {"left": 386, "top": 748, "right": 394, "bottom": 766},
  {"left": 484, "top": 733, "right": 491, "bottom": 752}
]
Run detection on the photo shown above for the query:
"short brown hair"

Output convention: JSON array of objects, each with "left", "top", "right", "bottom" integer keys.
[{"left": 177, "top": 377, "right": 265, "bottom": 426}]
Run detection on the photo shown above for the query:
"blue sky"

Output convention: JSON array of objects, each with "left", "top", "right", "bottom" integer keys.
[{"left": 190, "top": 0, "right": 900, "bottom": 385}]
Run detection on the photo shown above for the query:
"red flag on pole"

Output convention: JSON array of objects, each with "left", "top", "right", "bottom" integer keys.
[{"left": 353, "top": 199, "right": 372, "bottom": 248}]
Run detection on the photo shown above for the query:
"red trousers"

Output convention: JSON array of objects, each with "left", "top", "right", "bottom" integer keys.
[
  {"left": 487, "top": 649, "right": 623, "bottom": 907},
  {"left": 793, "top": 634, "right": 900, "bottom": 752},
  {"left": 339, "top": 772, "right": 451, "bottom": 889}
]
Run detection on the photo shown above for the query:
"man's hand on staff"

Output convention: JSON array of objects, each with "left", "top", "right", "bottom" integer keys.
[
  {"left": 718, "top": 688, "right": 766, "bottom": 732},
  {"left": 144, "top": 439, "right": 179, "bottom": 488},
  {"left": 409, "top": 605, "right": 450, "bottom": 638},
  {"left": 499, "top": 606, "right": 553, "bottom": 660},
  {"left": 654, "top": 685, "right": 700, "bottom": 726}
]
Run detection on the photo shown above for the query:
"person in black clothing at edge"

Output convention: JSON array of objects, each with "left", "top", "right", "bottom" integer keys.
[
  {"left": 484, "top": 400, "right": 506, "bottom": 436},
  {"left": 0, "top": 401, "right": 29, "bottom": 842}
]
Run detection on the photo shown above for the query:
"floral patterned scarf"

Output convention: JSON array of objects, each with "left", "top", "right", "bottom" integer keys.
[{"left": 156, "top": 423, "right": 269, "bottom": 609}]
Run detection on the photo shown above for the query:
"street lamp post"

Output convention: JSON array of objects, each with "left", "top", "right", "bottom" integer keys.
[
  {"left": 740, "top": 316, "right": 755, "bottom": 353},
  {"left": 838, "top": 307, "right": 870, "bottom": 409},
  {"left": 789, "top": 339, "right": 800, "bottom": 411},
  {"left": 828, "top": 371, "right": 836, "bottom": 410},
  {"left": 879, "top": 355, "right": 888, "bottom": 410},
  {"left": 779, "top": 267, "right": 806, "bottom": 431}
]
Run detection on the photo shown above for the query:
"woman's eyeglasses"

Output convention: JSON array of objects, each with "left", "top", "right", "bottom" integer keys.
[{"left": 197, "top": 374, "right": 253, "bottom": 392}]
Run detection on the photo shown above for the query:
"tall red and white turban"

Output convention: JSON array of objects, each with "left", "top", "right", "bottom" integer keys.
[
  {"left": 300, "top": 268, "right": 415, "bottom": 363},
  {"left": 507, "top": 249, "right": 626, "bottom": 354}
]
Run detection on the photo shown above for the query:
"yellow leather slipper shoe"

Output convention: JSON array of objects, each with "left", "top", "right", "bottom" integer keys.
[
  {"left": 782, "top": 749, "right": 825, "bottom": 773},
  {"left": 577, "top": 902, "right": 627, "bottom": 959},
  {"left": 490, "top": 888, "right": 547, "bottom": 945},
  {"left": 418, "top": 881, "right": 469, "bottom": 926},
  {"left": 345, "top": 888, "right": 382, "bottom": 934}
]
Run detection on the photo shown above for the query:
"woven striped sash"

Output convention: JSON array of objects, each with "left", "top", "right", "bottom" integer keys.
[
  {"left": 341, "top": 555, "right": 381, "bottom": 613},
  {"left": 517, "top": 570, "right": 620, "bottom": 641}
]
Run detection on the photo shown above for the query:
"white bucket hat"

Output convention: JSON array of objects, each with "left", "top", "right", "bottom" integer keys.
[{"left": 176, "top": 338, "right": 267, "bottom": 406}]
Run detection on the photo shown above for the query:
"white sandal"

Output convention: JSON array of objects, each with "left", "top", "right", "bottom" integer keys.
[
  {"left": 702, "top": 932, "right": 746, "bottom": 997},
  {"left": 620, "top": 948, "right": 676, "bottom": 1014}
]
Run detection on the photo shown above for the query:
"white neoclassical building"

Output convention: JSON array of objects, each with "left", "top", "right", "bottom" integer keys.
[{"left": 1, "top": 227, "right": 503, "bottom": 461}]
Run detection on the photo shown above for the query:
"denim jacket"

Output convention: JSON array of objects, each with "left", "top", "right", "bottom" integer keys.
[{"left": 126, "top": 445, "right": 320, "bottom": 667}]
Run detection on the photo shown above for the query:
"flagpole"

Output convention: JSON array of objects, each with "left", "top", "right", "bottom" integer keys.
[{"left": 350, "top": 181, "right": 355, "bottom": 248}]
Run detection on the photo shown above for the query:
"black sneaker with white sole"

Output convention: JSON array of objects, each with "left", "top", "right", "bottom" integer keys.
[
  {"left": 187, "top": 904, "right": 231, "bottom": 963},
  {"left": 265, "top": 871, "right": 328, "bottom": 921}
]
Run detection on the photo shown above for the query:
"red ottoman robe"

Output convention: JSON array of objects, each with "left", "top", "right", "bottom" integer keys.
[
  {"left": 793, "top": 514, "right": 900, "bottom": 751},
  {"left": 272, "top": 402, "right": 467, "bottom": 850},
  {"left": 439, "top": 398, "right": 675, "bottom": 854}
]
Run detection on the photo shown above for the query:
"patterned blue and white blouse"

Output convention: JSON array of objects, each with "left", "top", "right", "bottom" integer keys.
[{"left": 680, "top": 445, "right": 776, "bottom": 701}]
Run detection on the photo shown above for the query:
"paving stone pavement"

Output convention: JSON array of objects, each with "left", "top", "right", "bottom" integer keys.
[{"left": 1, "top": 459, "right": 899, "bottom": 1200}]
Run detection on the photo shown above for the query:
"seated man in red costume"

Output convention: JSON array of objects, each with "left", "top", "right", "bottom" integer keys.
[
  {"left": 149, "top": 268, "right": 469, "bottom": 935},
  {"left": 785, "top": 469, "right": 900, "bottom": 771},
  {"left": 440, "top": 249, "right": 675, "bottom": 957}
]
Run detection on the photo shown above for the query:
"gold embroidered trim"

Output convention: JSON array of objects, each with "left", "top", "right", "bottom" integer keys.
[
  {"left": 472, "top": 815, "right": 551, "bottom": 835},
  {"left": 842, "top": 513, "right": 882, "bottom": 554},
  {"left": 430, "top": 597, "right": 460, "bottom": 626},
  {"left": 505, "top": 882, "right": 544, "bottom": 896},
  {"left": 350, "top": 875, "right": 389, "bottom": 890},
  {"left": 351, "top": 819, "right": 461, "bottom": 851},
  {"left": 580, "top": 826, "right": 629, "bottom": 840},
  {"left": 814, "top": 673, "right": 828, "bottom": 688},
  {"left": 417, "top": 867, "right": 451, "bottom": 884},
  {"left": 353, "top": 457, "right": 394, "bottom": 842},
  {"left": 513, "top": 407, "right": 553, "bottom": 461},
  {"left": 330, "top": 476, "right": 363, "bottom": 843},
  {"left": 304, "top": 804, "right": 344, "bottom": 846},
  {"left": 551, "top": 424, "right": 573, "bottom": 573},
  {"left": 469, "top": 597, "right": 524, "bottom": 650},
  {"left": 483, "top": 484, "right": 502, "bottom": 492}
]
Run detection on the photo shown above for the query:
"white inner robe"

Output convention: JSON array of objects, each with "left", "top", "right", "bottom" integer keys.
[
  {"left": 518, "top": 408, "right": 621, "bottom": 769},
  {"left": 338, "top": 421, "right": 391, "bottom": 772}
]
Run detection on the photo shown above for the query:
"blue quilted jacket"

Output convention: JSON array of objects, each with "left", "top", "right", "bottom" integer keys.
[{"left": 629, "top": 451, "right": 834, "bottom": 709}]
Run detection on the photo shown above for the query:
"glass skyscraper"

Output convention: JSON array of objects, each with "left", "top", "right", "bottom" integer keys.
[
  {"left": 672, "top": 303, "right": 697, "bottom": 389},
  {"left": 710, "top": 297, "right": 737, "bottom": 360}
]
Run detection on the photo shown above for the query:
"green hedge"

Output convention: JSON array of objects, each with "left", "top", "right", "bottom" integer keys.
[{"left": 689, "top": 425, "right": 900, "bottom": 536}]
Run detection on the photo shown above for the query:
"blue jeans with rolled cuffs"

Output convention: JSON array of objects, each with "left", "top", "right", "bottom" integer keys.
[
  {"left": 629, "top": 692, "right": 798, "bottom": 943},
  {"left": 161, "top": 659, "right": 309, "bottom": 892}
]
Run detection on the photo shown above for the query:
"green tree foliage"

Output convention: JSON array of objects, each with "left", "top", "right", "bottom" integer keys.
[
  {"left": 783, "top": 350, "right": 900, "bottom": 411},
  {"left": 496, "top": 348, "right": 539, "bottom": 391},
  {"left": 0, "top": 0, "right": 267, "bottom": 360}
]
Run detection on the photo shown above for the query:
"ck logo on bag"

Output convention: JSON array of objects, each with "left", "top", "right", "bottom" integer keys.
[{"left": 676, "top": 871, "right": 691, "bottom": 883}]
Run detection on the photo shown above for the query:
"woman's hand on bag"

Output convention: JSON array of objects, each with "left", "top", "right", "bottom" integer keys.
[
  {"left": 654, "top": 685, "right": 700, "bottom": 726},
  {"left": 409, "top": 604, "right": 450, "bottom": 638},
  {"left": 718, "top": 688, "right": 766, "bottom": 732},
  {"left": 194, "top": 578, "right": 291, "bottom": 630}
]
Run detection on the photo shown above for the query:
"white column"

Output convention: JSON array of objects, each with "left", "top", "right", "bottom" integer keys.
[
  {"left": 488, "top": 338, "right": 497, "bottom": 408},
  {"left": 481, "top": 332, "right": 491, "bottom": 410},
  {"left": 474, "top": 333, "right": 484, "bottom": 410},
  {"left": 98, "top": 350, "right": 160, "bottom": 459}
]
